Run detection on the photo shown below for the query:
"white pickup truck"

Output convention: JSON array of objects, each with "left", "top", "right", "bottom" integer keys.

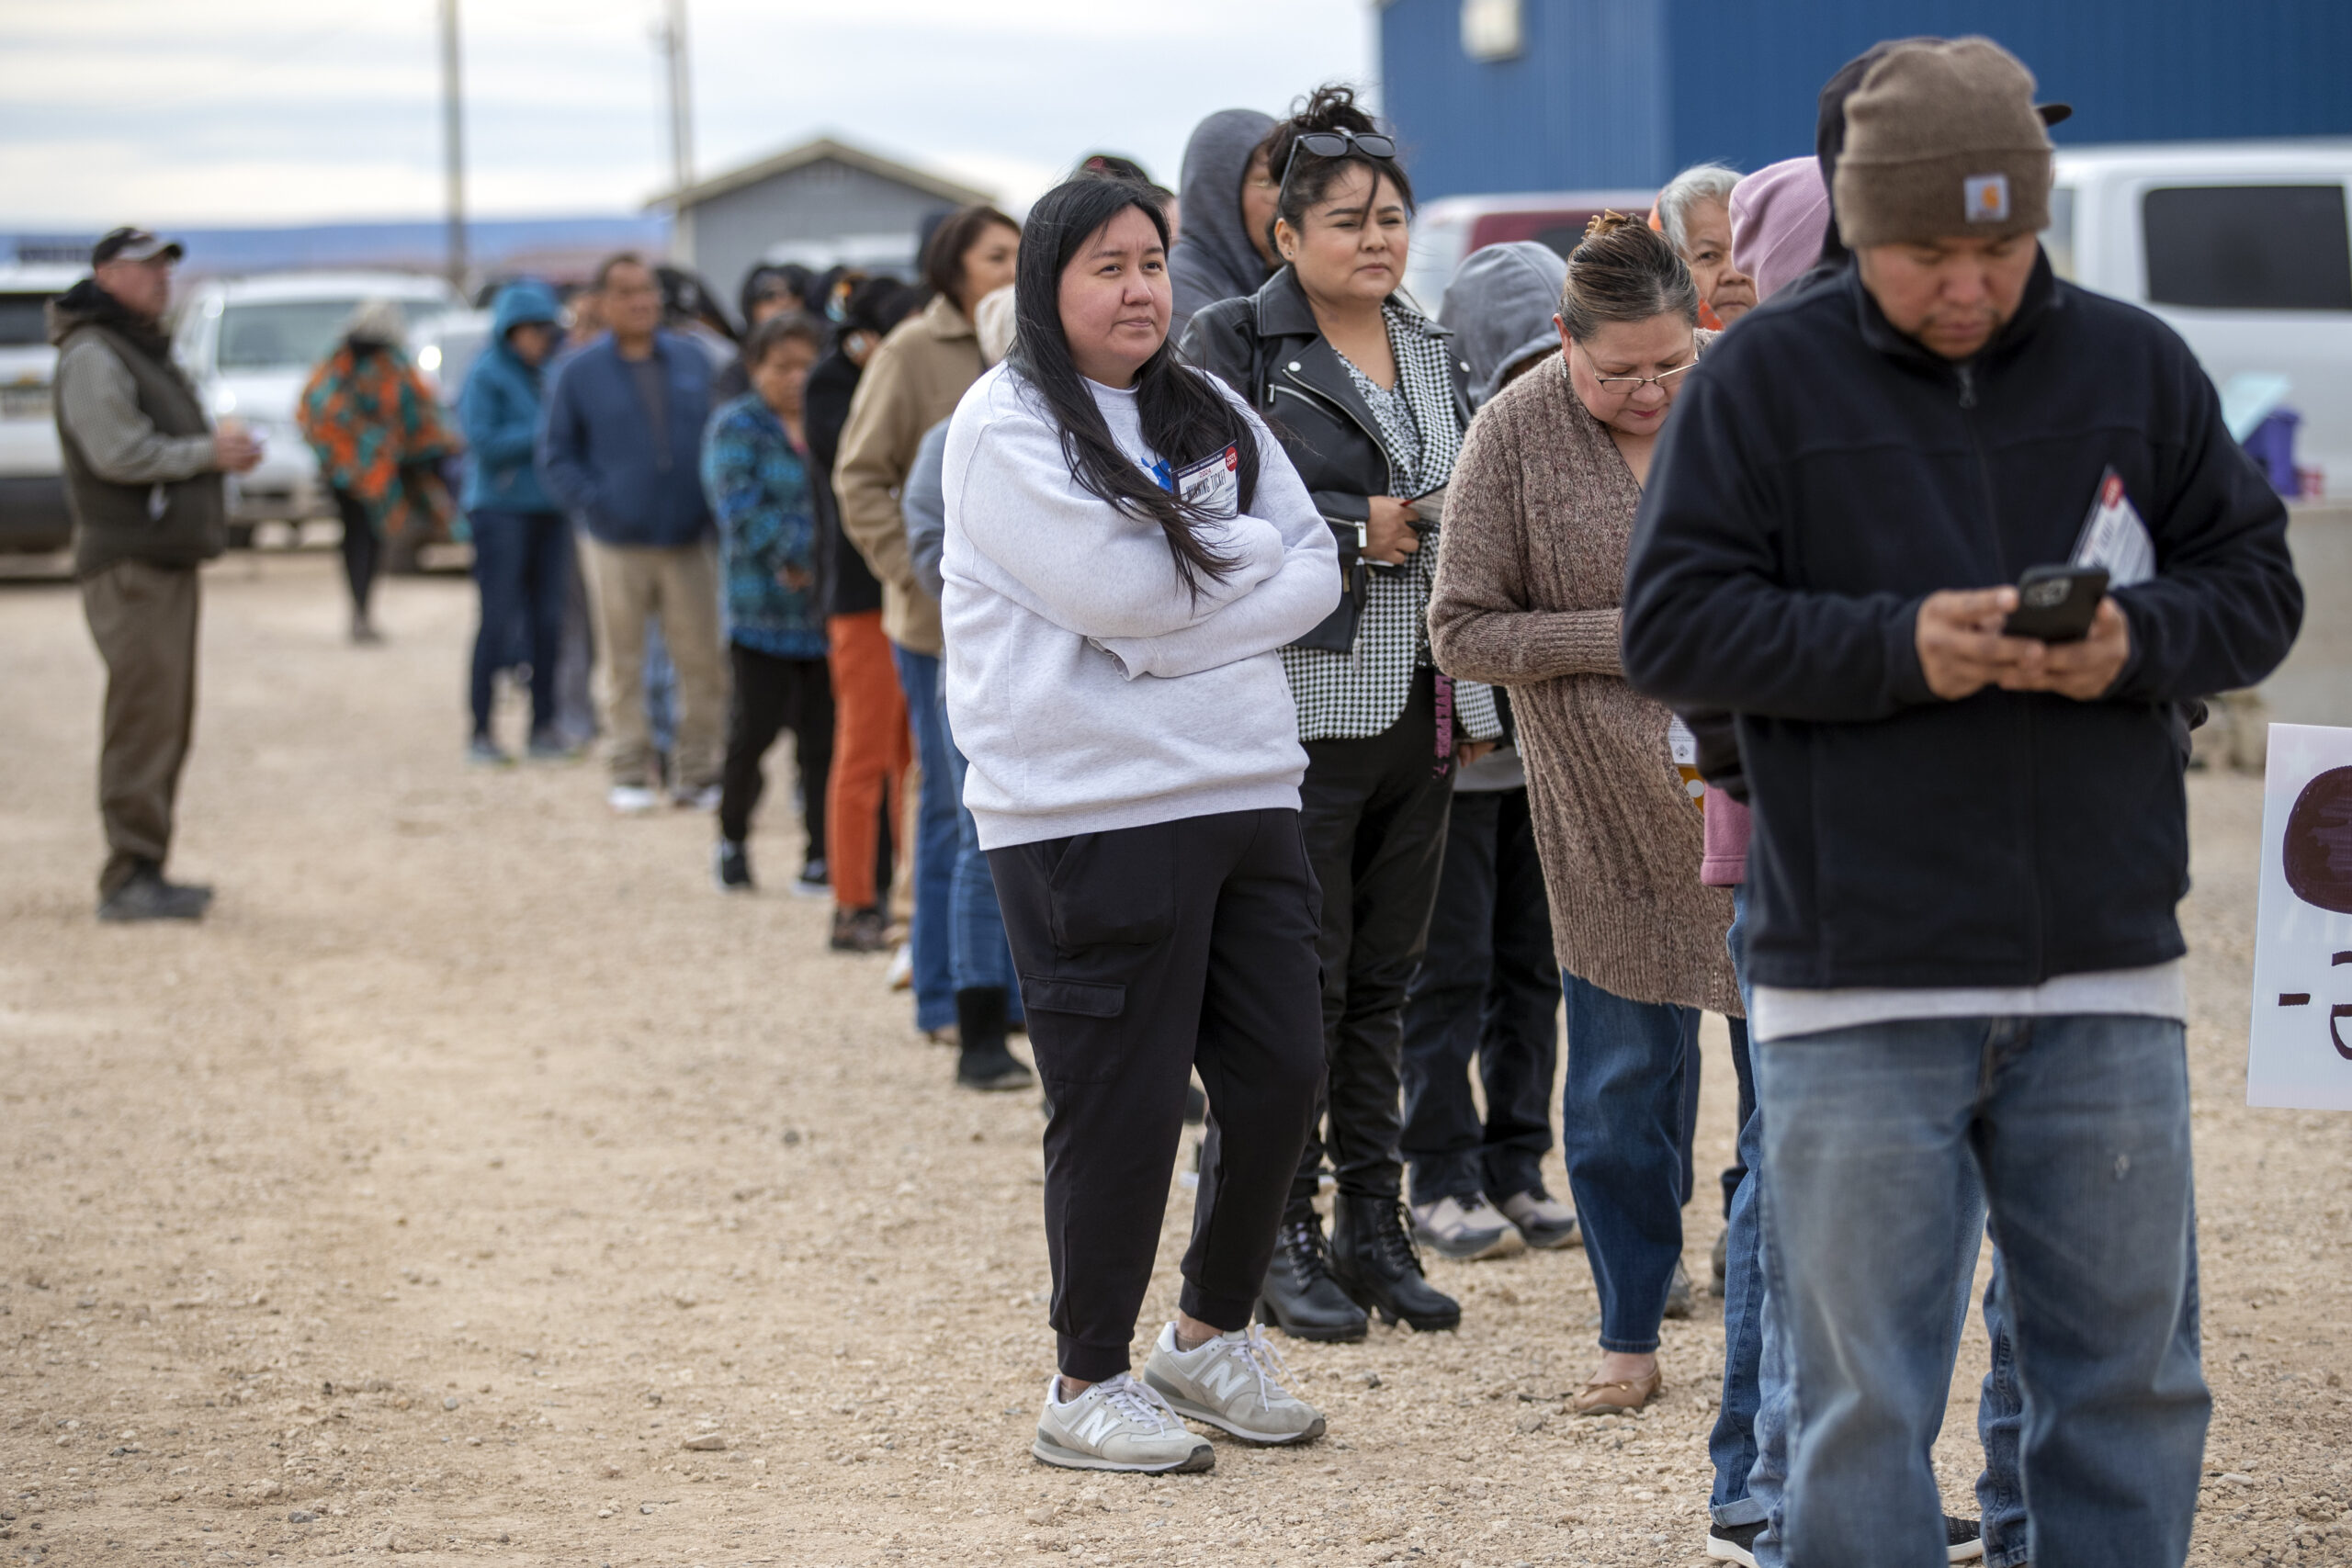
[{"left": 0, "top": 262, "right": 83, "bottom": 555}]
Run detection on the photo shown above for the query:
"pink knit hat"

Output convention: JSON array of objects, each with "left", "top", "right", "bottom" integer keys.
[{"left": 1730, "top": 158, "right": 1833, "bottom": 303}]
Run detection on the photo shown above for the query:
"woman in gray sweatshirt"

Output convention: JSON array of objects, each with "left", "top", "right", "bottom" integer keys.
[{"left": 940, "top": 175, "right": 1340, "bottom": 1476}]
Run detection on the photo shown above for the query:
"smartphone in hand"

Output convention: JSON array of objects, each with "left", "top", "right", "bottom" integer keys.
[{"left": 2004, "top": 564, "right": 2109, "bottom": 643}]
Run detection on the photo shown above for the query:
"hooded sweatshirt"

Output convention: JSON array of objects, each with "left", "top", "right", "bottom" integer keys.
[
  {"left": 459, "top": 279, "right": 563, "bottom": 513},
  {"left": 1169, "top": 108, "right": 1277, "bottom": 340},
  {"left": 1730, "top": 159, "right": 1833, "bottom": 307},
  {"left": 1439, "top": 241, "right": 1567, "bottom": 412}
]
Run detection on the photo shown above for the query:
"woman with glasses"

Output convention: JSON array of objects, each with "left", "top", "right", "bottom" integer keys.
[
  {"left": 1184, "top": 85, "right": 1505, "bottom": 1343},
  {"left": 1429, "top": 213, "right": 1739, "bottom": 1416}
]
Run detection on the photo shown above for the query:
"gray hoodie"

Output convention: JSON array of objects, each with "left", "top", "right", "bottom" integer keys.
[
  {"left": 1438, "top": 241, "right": 1568, "bottom": 410},
  {"left": 1169, "top": 108, "right": 1277, "bottom": 340}
]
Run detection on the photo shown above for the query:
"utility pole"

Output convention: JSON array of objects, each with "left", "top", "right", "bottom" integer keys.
[
  {"left": 659, "top": 0, "right": 695, "bottom": 197},
  {"left": 439, "top": 0, "right": 467, "bottom": 295}
]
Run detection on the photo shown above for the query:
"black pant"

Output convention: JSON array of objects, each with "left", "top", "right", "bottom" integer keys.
[
  {"left": 1291, "top": 670, "right": 1456, "bottom": 1211},
  {"left": 333, "top": 490, "right": 379, "bottom": 617},
  {"left": 718, "top": 641, "right": 835, "bottom": 854},
  {"left": 989, "top": 808, "right": 1324, "bottom": 1382},
  {"left": 1398, "top": 784, "right": 1560, "bottom": 1206},
  {"left": 469, "top": 508, "right": 571, "bottom": 739}
]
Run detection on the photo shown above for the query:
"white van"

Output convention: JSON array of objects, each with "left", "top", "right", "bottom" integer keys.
[
  {"left": 171, "top": 271, "right": 460, "bottom": 540},
  {"left": 2048, "top": 141, "right": 2352, "bottom": 491},
  {"left": 0, "top": 262, "right": 83, "bottom": 554}
]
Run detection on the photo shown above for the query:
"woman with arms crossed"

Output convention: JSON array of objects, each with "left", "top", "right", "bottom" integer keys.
[{"left": 942, "top": 175, "right": 1340, "bottom": 1473}]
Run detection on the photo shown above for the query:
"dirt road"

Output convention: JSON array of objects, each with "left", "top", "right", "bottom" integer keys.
[{"left": 3, "top": 553, "right": 2347, "bottom": 1568}]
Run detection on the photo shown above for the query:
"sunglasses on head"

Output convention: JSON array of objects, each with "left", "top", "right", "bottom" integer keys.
[{"left": 1278, "top": 128, "right": 1400, "bottom": 205}]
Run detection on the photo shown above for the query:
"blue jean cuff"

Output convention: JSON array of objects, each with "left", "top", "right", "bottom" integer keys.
[
  {"left": 1711, "top": 1498, "right": 1769, "bottom": 1529},
  {"left": 1986, "top": 1550, "right": 2030, "bottom": 1568},
  {"left": 1597, "top": 1335, "right": 1660, "bottom": 1354}
]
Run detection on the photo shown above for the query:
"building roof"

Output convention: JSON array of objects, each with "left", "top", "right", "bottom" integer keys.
[{"left": 650, "top": 137, "right": 994, "bottom": 214}]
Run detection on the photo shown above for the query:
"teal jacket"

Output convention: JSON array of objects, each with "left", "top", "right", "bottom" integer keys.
[{"left": 458, "top": 279, "right": 561, "bottom": 513}]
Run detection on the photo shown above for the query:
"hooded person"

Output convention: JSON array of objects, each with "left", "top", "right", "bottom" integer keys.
[
  {"left": 1168, "top": 108, "right": 1279, "bottom": 339},
  {"left": 1729, "top": 159, "right": 1834, "bottom": 307},
  {"left": 1440, "top": 241, "right": 1566, "bottom": 410}
]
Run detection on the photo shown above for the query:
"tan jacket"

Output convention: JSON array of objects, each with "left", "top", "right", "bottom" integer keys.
[{"left": 833, "top": 295, "right": 983, "bottom": 654}]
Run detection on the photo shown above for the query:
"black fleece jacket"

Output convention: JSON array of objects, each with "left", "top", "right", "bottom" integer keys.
[{"left": 1622, "top": 252, "right": 2301, "bottom": 991}]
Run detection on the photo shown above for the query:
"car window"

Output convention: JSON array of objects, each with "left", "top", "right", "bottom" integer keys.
[
  {"left": 0, "top": 292, "right": 56, "bottom": 347},
  {"left": 214, "top": 298, "right": 437, "bottom": 371},
  {"left": 2143, "top": 184, "right": 2352, "bottom": 310}
]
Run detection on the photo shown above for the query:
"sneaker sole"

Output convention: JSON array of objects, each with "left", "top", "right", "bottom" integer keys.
[
  {"left": 1704, "top": 1534, "right": 1760, "bottom": 1568},
  {"left": 1147, "top": 1386, "right": 1326, "bottom": 1446},
  {"left": 1412, "top": 1224, "right": 1522, "bottom": 1261},
  {"left": 1030, "top": 1434, "right": 1213, "bottom": 1473},
  {"left": 1511, "top": 1221, "right": 1581, "bottom": 1250}
]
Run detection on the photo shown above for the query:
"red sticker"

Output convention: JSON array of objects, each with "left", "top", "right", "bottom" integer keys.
[
  {"left": 2103, "top": 473, "right": 2123, "bottom": 506},
  {"left": 1224, "top": 444, "right": 1238, "bottom": 471}
]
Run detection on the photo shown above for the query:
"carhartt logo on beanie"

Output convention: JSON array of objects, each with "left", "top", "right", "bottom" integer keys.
[{"left": 1833, "top": 37, "right": 2053, "bottom": 250}]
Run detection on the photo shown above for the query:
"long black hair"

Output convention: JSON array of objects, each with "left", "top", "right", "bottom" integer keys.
[{"left": 1008, "top": 175, "right": 1261, "bottom": 598}]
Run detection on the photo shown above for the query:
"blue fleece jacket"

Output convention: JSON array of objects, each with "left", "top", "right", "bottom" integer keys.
[
  {"left": 535, "top": 330, "right": 714, "bottom": 547},
  {"left": 458, "top": 279, "right": 562, "bottom": 514}
]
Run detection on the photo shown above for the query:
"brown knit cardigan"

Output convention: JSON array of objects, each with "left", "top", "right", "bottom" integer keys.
[{"left": 1429, "top": 352, "right": 1739, "bottom": 1016}]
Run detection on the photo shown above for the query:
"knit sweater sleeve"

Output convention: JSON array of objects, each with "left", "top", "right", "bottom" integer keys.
[{"left": 1429, "top": 399, "right": 1624, "bottom": 684}]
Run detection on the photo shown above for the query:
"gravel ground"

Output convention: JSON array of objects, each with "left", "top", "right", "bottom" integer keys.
[{"left": 2, "top": 551, "right": 2347, "bottom": 1568}]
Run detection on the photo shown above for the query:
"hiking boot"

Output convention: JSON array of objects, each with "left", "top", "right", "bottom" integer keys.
[
  {"left": 1141, "top": 1323, "right": 1325, "bottom": 1445},
  {"left": 1330, "top": 1194, "right": 1461, "bottom": 1332},
  {"left": 1499, "top": 1186, "right": 1580, "bottom": 1250},
  {"left": 830, "top": 906, "right": 890, "bottom": 953},
  {"left": 467, "top": 734, "right": 513, "bottom": 768},
  {"left": 1409, "top": 1193, "right": 1522, "bottom": 1260},
  {"left": 1256, "top": 1213, "right": 1367, "bottom": 1343},
  {"left": 714, "top": 839, "right": 752, "bottom": 893},
  {"left": 1705, "top": 1520, "right": 1763, "bottom": 1566},
  {"left": 97, "top": 865, "right": 209, "bottom": 923},
  {"left": 1031, "top": 1373, "right": 1211, "bottom": 1474},
  {"left": 1663, "top": 1258, "right": 1695, "bottom": 1320}
]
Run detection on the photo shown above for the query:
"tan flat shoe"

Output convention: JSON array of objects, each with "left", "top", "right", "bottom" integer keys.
[{"left": 1570, "top": 1369, "right": 1663, "bottom": 1416}]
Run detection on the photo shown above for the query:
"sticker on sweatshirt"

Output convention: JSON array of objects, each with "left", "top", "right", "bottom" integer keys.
[
  {"left": 1149, "top": 444, "right": 1240, "bottom": 519},
  {"left": 2071, "top": 466, "right": 2156, "bottom": 588}
]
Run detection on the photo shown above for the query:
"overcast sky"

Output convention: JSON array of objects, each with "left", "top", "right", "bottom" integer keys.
[{"left": 0, "top": 0, "right": 1378, "bottom": 228}]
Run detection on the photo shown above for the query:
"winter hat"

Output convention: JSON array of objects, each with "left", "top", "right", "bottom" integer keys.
[
  {"left": 1731, "top": 159, "right": 1832, "bottom": 302},
  {"left": 345, "top": 298, "right": 408, "bottom": 348},
  {"left": 1832, "top": 37, "right": 2053, "bottom": 250}
]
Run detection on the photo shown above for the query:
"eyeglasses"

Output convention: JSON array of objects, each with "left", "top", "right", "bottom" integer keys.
[
  {"left": 1277, "top": 129, "right": 1400, "bottom": 208},
  {"left": 1573, "top": 340, "right": 1701, "bottom": 397}
]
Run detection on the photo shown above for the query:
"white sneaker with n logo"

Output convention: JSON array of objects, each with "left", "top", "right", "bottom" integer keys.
[
  {"left": 1032, "top": 1372, "right": 1213, "bottom": 1473},
  {"left": 1142, "top": 1322, "right": 1327, "bottom": 1445}
]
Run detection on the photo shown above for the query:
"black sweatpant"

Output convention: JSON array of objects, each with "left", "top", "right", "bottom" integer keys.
[
  {"left": 989, "top": 808, "right": 1325, "bottom": 1382},
  {"left": 333, "top": 490, "right": 379, "bottom": 618},
  {"left": 1290, "top": 671, "right": 1456, "bottom": 1212},
  {"left": 718, "top": 640, "right": 835, "bottom": 855}
]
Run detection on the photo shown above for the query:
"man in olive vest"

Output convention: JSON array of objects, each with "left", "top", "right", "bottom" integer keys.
[{"left": 51, "top": 228, "right": 260, "bottom": 921}]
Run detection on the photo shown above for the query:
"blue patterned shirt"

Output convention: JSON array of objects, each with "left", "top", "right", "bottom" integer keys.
[{"left": 700, "top": 391, "right": 826, "bottom": 659}]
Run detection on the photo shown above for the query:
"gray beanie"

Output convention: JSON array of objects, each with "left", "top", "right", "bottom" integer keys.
[{"left": 1833, "top": 37, "right": 2054, "bottom": 250}]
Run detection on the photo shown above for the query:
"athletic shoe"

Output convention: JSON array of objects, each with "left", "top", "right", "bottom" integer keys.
[
  {"left": 714, "top": 839, "right": 752, "bottom": 893},
  {"left": 1705, "top": 1520, "right": 1762, "bottom": 1566},
  {"left": 1663, "top": 1258, "right": 1695, "bottom": 1320},
  {"left": 674, "top": 783, "right": 722, "bottom": 812},
  {"left": 1409, "top": 1194, "right": 1522, "bottom": 1260},
  {"left": 96, "top": 866, "right": 209, "bottom": 923},
  {"left": 884, "top": 942, "right": 913, "bottom": 991},
  {"left": 1141, "top": 1322, "right": 1325, "bottom": 1445},
  {"left": 955, "top": 1044, "right": 1034, "bottom": 1092},
  {"left": 1944, "top": 1514, "right": 1985, "bottom": 1562},
  {"left": 1031, "top": 1373, "right": 1212, "bottom": 1474},
  {"left": 792, "top": 858, "right": 830, "bottom": 898},
  {"left": 466, "top": 735, "right": 513, "bottom": 768},
  {"left": 1499, "top": 1186, "right": 1580, "bottom": 1249},
  {"left": 608, "top": 784, "right": 661, "bottom": 816}
]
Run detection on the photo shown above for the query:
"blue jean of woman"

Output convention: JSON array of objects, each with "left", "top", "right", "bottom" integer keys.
[
  {"left": 935, "top": 681, "right": 1023, "bottom": 1023},
  {"left": 890, "top": 646, "right": 957, "bottom": 1032}
]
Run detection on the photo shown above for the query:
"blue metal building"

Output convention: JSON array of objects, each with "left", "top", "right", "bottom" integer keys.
[{"left": 1379, "top": 0, "right": 2352, "bottom": 199}]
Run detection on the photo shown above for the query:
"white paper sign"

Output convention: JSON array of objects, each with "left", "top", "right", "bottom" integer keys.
[{"left": 2246, "top": 723, "right": 2352, "bottom": 1109}]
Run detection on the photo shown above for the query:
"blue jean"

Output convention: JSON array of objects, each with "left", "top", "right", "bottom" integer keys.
[
  {"left": 468, "top": 508, "right": 571, "bottom": 739},
  {"left": 891, "top": 646, "right": 957, "bottom": 1032},
  {"left": 933, "top": 679, "right": 1023, "bottom": 1021},
  {"left": 1756, "top": 1013, "right": 2209, "bottom": 1568},
  {"left": 1559, "top": 968, "right": 1694, "bottom": 1354}
]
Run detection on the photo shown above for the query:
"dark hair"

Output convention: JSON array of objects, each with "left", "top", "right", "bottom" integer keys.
[
  {"left": 1557, "top": 211, "right": 1700, "bottom": 340},
  {"left": 841, "top": 275, "right": 917, "bottom": 339},
  {"left": 594, "top": 251, "right": 651, "bottom": 291},
  {"left": 1075, "top": 152, "right": 1174, "bottom": 204},
  {"left": 738, "top": 262, "right": 811, "bottom": 324},
  {"left": 921, "top": 204, "right": 1022, "bottom": 309},
  {"left": 1261, "top": 85, "right": 1414, "bottom": 235},
  {"left": 1008, "top": 176, "right": 1261, "bottom": 599},
  {"left": 744, "top": 310, "right": 827, "bottom": 367}
]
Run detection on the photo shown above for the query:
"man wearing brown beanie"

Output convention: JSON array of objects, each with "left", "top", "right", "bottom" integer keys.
[{"left": 1624, "top": 36, "right": 2301, "bottom": 1568}]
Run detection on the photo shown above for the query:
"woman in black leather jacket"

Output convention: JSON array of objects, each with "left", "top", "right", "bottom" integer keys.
[{"left": 1182, "top": 85, "right": 1502, "bottom": 1343}]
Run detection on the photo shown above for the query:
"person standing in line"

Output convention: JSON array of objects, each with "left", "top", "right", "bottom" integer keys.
[
  {"left": 51, "top": 227, "right": 261, "bottom": 921},
  {"left": 1167, "top": 107, "right": 1279, "bottom": 340},
  {"left": 537, "top": 252, "right": 726, "bottom": 815},
  {"left": 1186, "top": 85, "right": 1505, "bottom": 1342},
  {"left": 808, "top": 276, "right": 920, "bottom": 953},
  {"left": 546, "top": 284, "right": 605, "bottom": 752},
  {"left": 1623, "top": 38, "right": 2300, "bottom": 1565},
  {"left": 1427, "top": 214, "right": 1740, "bottom": 1416},
  {"left": 1396, "top": 241, "right": 1581, "bottom": 1264},
  {"left": 703, "top": 312, "right": 835, "bottom": 897},
  {"left": 298, "top": 299, "right": 458, "bottom": 646},
  {"left": 712, "top": 263, "right": 813, "bottom": 405},
  {"left": 1653, "top": 164, "right": 1759, "bottom": 329},
  {"left": 836, "top": 205, "right": 1022, "bottom": 1038},
  {"left": 944, "top": 175, "right": 1338, "bottom": 1472},
  {"left": 457, "top": 278, "right": 573, "bottom": 765}
]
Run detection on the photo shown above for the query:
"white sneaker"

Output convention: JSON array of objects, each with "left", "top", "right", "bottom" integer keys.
[
  {"left": 884, "top": 942, "right": 913, "bottom": 992},
  {"left": 1409, "top": 1193, "right": 1524, "bottom": 1260},
  {"left": 1141, "top": 1323, "right": 1326, "bottom": 1445},
  {"left": 607, "top": 784, "right": 661, "bottom": 815},
  {"left": 1031, "top": 1372, "right": 1212, "bottom": 1473}
]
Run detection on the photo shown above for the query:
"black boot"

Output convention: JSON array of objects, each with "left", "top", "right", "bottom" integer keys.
[
  {"left": 1330, "top": 1192, "right": 1461, "bottom": 1332},
  {"left": 1256, "top": 1210, "right": 1368, "bottom": 1342},
  {"left": 954, "top": 987, "right": 1034, "bottom": 1092}
]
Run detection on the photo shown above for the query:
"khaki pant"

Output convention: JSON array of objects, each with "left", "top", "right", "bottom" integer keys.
[
  {"left": 81, "top": 559, "right": 199, "bottom": 896},
  {"left": 577, "top": 536, "right": 727, "bottom": 790}
]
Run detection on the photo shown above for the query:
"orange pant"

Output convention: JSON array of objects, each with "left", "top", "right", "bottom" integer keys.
[{"left": 825, "top": 611, "right": 910, "bottom": 911}]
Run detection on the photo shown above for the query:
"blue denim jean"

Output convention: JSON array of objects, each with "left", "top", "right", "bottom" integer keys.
[
  {"left": 1756, "top": 1012, "right": 2209, "bottom": 1568},
  {"left": 467, "top": 508, "right": 571, "bottom": 739},
  {"left": 933, "top": 678, "right": 1023, "bottom": 1021},
  {"left": 1559, "top": 968, "right": 1694, "bottom": 1354},
  {"left": 890, "top": 647, "right": 958, "bottom": 1032}
]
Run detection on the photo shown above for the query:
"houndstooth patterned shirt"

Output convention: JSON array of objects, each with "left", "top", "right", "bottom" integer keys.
[{"left": 1283, "top": 303, "right": 1503, "bottom": 746}]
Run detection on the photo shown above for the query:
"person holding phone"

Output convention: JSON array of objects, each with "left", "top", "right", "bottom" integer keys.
[
  {"left": 1184, "top": 85, "right": 1502, "bottom": 1343},
  {"left": 1622, "top": 38, "right": 2301, "bottom": 1565},
  {"left": 944, "top": 174, "right": 1339, "bottom": 1472}
]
